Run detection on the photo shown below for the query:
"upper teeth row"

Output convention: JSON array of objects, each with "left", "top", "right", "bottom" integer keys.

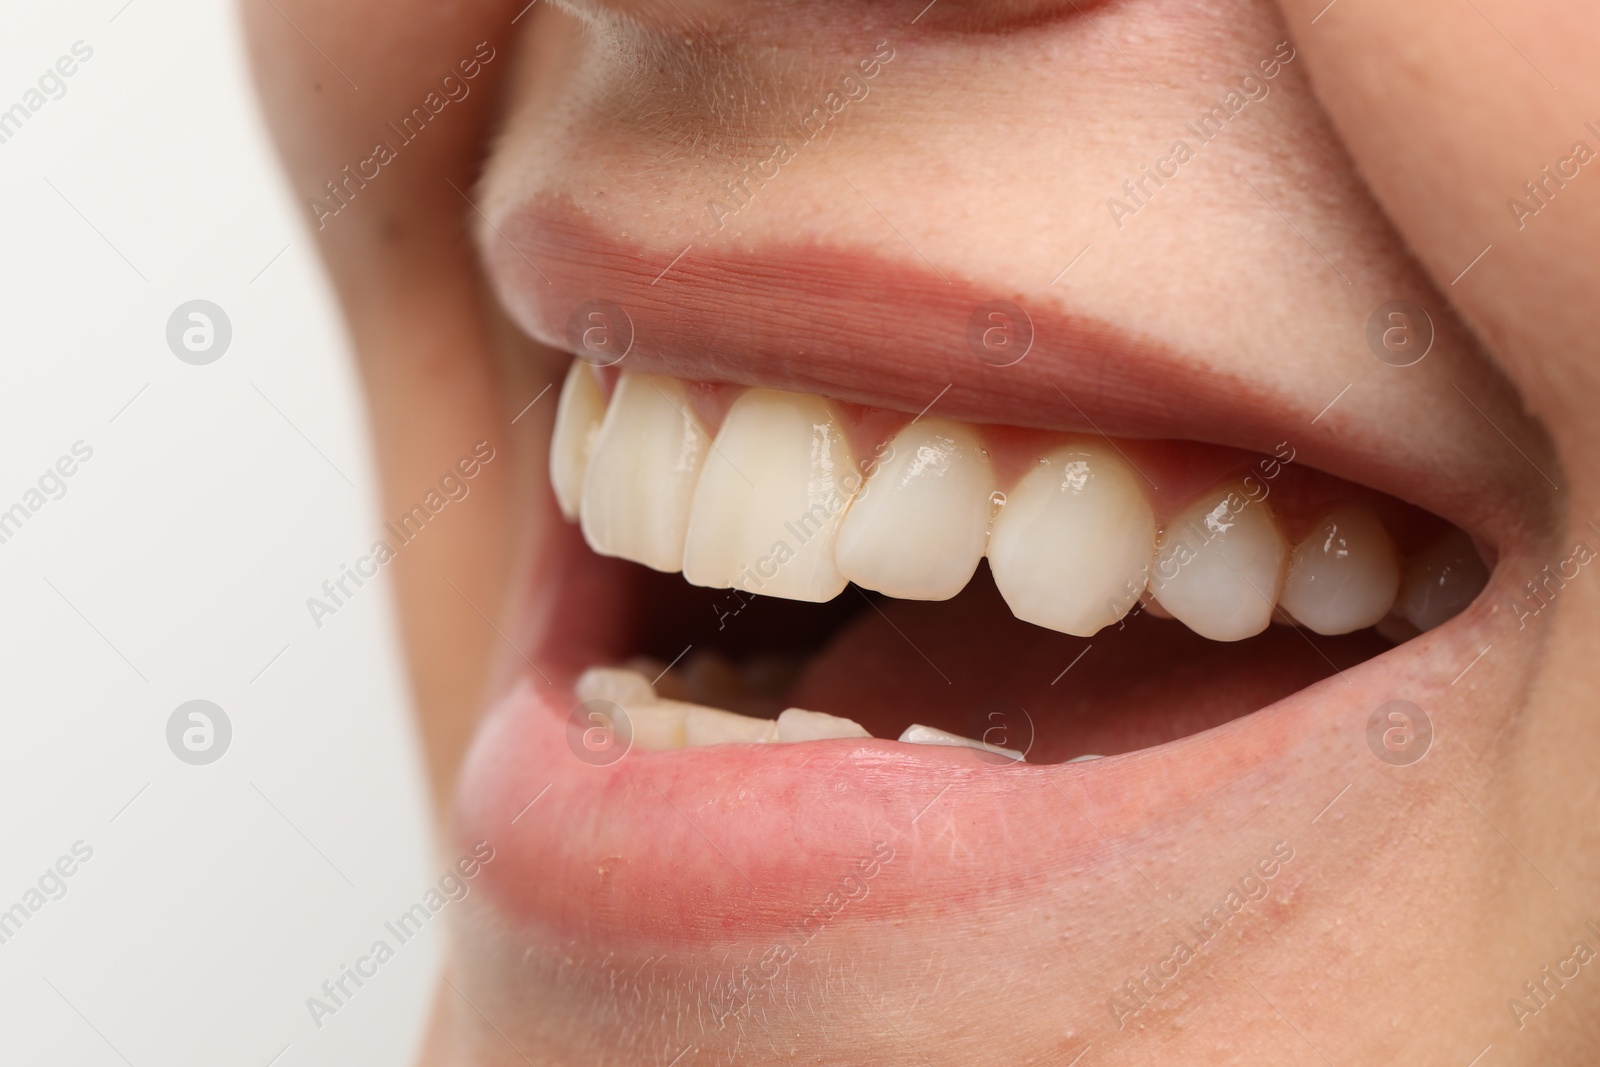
[{"left": 549, "top": 363, "right": 1486, "bottom": 640}]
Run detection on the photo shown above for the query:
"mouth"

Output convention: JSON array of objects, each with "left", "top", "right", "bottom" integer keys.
[{"left": 454, "top": 197, "right": 1522, "bottom": 954}]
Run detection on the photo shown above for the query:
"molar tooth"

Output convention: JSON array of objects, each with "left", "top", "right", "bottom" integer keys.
[
  {"left": 580, "top": 372, "right": 710, "bottom": 572},
  {"left": 776, "top": 707, "right": 873, "bottom": 742},
  {"left": 1278, "top": 505, "right": 1402, "bottom": 635},
  {"left": 549, "top": 361, "right": 606, "bottom": 521},
  {"left": 683, "top": 389, "right": 858, "bottom": 602},
  {"left": 1397, "top": 529, "right": 1490, "bottom": 632},
  {"left": 898, "top": 723, "right": 1025, "bottom": 762},
  {"left": 1151, "top": 483, "right": 1287, "bottom": 642},
  {"left": 684, "top": 705, "right": 781, "bottom": 747},
  {"left": 986, "top": 443, "right": 1156, "bottom": 637},
  {"left": 835, "top": 418, "right": 995, "bottom": 600}
]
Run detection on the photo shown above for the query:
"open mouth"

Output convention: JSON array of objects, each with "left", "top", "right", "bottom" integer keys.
[
  {"left": 448, "top": 205, "right": 1525, "bottom": 953},
  {"left": 543, "top": 360, "right": 1487, "bottom": 764}
]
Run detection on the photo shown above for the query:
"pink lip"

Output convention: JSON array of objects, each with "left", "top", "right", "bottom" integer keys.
[
  {"left": 453, "top": 531, "right": 1502, "bottom": 951},
  {"left": 455, "top": 616, "right": 1493, "bottom": 951}
]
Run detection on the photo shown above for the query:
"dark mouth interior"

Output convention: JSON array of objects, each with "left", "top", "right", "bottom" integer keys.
[{"left": 624, "top": 559, "right": 1394, "bottom": 763}]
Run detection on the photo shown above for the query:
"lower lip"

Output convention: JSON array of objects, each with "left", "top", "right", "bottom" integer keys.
[{"left": 452, "top": 613, "right": 1459, "bottom": 950}]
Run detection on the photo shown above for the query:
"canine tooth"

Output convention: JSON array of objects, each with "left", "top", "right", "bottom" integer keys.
[
  {"left": 1279, "top": 505, "right": 1402, "bottom": 635},
  {"left": 835, "top": 418, "right": 995, "bottom": 600},
  {"left": 574, "top": 666, "right": 657, "bottom": 705},
  {"left": 1397, "top": 529, "right": 1490, "bottom": 631},
  {"left": 1151, "top": 483, "right": 1287, "bottom": 642},
  {"left": 580, "top": 372, "right": 710, "bottom": 572},
  {"left": 549, "top": 362, "right": 606, "bottom": 521},
  {"left": 684, "top": 705, "right": 780, "bottom": 747},
  {"left": 986, "top": 443, "right": 1156, "bottom": 637},
  {"left": 776, "top": 707, "right": 873, "bottom": 742},
  {"left": 898, "top": 723, "right": 1025, "bottom": 762},
  {"left": 683, "top": 389, "right": 858, "bottom": 602}
]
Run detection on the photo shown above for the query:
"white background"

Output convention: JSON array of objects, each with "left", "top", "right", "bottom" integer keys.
[{"left": 0, "top": 3, "right": 437, "bottom": 1065}]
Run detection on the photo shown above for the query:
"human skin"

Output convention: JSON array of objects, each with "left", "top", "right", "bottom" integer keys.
[{"left": 242, "top": 0, "right": 1600, "bottom": 1063}]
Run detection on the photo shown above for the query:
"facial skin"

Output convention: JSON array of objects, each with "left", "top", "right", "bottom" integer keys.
[{"left": 243, "top": 0, "right": 1600, "bottom": 1063}]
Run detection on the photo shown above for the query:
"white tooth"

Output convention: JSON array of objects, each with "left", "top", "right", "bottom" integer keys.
[
  {"left": 897, "top": 723, "right": 1025, "bottom": 762},
  {"left": 1397, "top": 529, "right": 1490, "bottom": 632},
  {"left": 574, "top": 666, "right": 657, "bottom": 705},
  {"left": 683, "top": 388, "right": 858, "bottom": 602},
  {"left": 834, "top": 418, "right": 995, "bottom": 600},
  {"left": 1279, "top": 505, "right": 1402, "bottom": 635},
  {"left": 627, "top": 702, "right": 691, "bottom": 751},
  {"left": 684, "top": 705, "right": 780, "bottom": 747},
  {"left": 549, "top": 362, "right": 606, "bottom": 521},
  {"left": 986, "top": 443, "right": 1156, "bottom": 637},
  {"left": 1068, "top": 754, "right": 1103, "bottom": 762},
  {"left": 579, "top": 372, "right": 710, "bottom": 572},
  {"left": 574, "top": 669, "right": 689, "bottom": 751},
  {"left": 776, "top": 707, "right": 873, "bottom": 742},
  {"left": 1150, "top": 483, "right": 1287, "bottom": 642}
]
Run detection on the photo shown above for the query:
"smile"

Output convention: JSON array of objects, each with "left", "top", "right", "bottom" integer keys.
[{"left": 451, "top": 202, "right": 1530, "bottom": 954}]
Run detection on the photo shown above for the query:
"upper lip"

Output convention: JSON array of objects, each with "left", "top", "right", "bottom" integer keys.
[{"left": 484, "top": 192, "right": 1544, "bottom": 550}]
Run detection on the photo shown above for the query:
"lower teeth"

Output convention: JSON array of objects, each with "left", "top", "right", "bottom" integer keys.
[
  {"left": 574, "top": 667, "right": 873, "bottom": 752},
  {"left": 575, "top": 665, "right": 1039, "bottom": 759},
  {"left": 896, "top": 723, "right": 1026, "bottom": 762}
]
